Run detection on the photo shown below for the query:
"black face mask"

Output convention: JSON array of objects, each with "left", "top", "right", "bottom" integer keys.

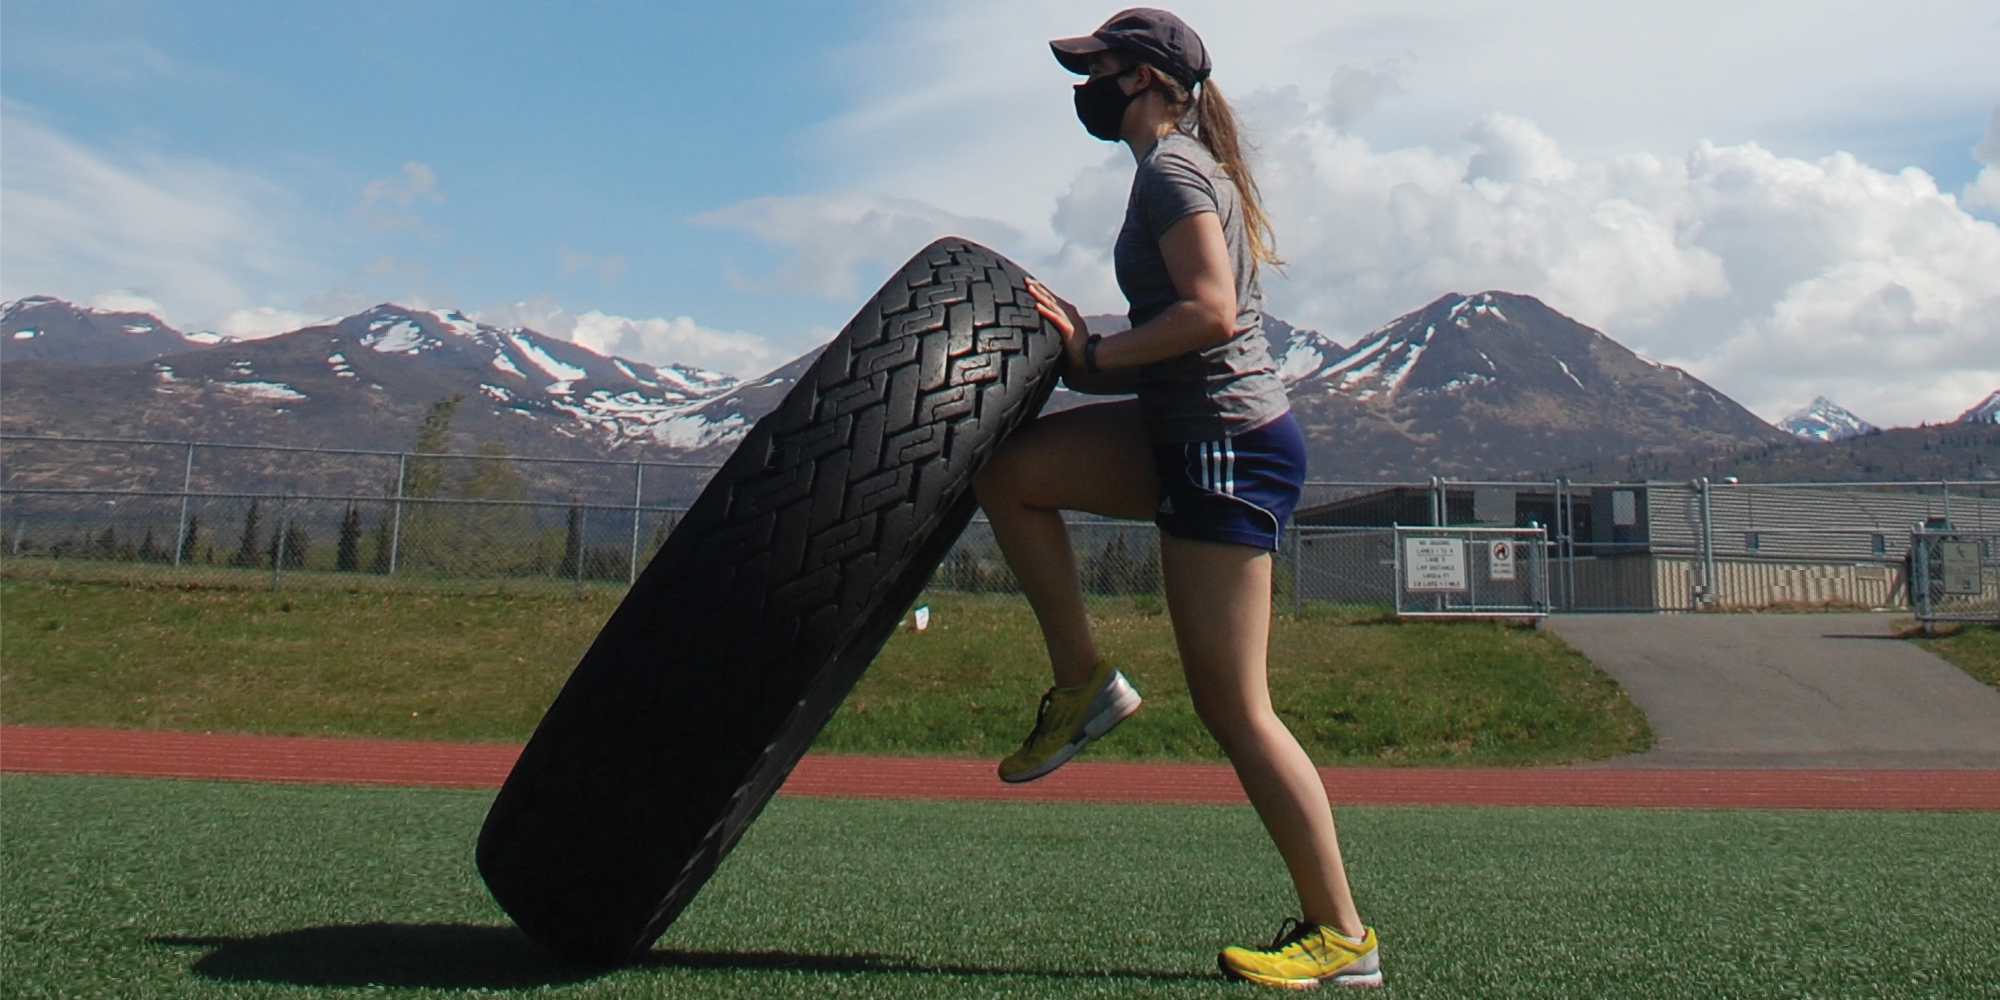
[{"left": 1073, "top": 71, "right": 1141, "bottom": 141}]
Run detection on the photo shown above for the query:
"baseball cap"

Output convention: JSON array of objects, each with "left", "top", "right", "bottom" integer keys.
[{"left": 1050, "top": 8, "right": 1211, "bottom": 91}]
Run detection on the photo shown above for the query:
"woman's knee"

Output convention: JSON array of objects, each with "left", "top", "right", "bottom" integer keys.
[{"left": 1189, "top": 686, "right": 1272, "bottom": 751}]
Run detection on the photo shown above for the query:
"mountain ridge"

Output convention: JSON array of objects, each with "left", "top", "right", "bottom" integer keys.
[{"left": 0, "top": 290, "right": 1898, "bottom": 484}]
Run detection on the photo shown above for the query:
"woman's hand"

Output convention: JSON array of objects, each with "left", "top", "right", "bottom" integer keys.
[{"left": 1026, "top": 279, "right": 1090, "bottom": 368}]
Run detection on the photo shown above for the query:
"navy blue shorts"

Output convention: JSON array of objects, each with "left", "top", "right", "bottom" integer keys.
[{"left": 1152, "top": 412, "right": 1307, "bottom": 551}]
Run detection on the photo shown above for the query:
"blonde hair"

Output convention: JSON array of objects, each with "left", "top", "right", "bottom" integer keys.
[{"left": 1146, "top": 66, "right": 1282, "bottom": 270}]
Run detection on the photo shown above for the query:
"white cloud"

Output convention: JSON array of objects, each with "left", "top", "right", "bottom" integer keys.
[
  {"left": 691, "top": 192, "right": 1022, "bottom": 300},
  {"left": 474, "top": 296, "right": 783, "bottom": 378},
  {"left": 1964, "top": 106, "right": 2000, "bottom": 214},
  {"left": 88, "top": 290, "right": 166, "bottom": 315},
  {"left": 216, "top": 306, "right": 324, "bottom": 340},
  {"left": 355, "top": 161, "right": 442, "bottom": 230},
  {"left": 753, "top": 0, "right": 2000, "bottom": 426},
  {"left": 0, "top": 107, "right": 322, "bottom": 329}
]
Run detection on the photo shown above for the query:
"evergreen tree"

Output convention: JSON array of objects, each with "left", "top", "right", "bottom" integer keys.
[
  {"left": 336, "top": 503, "right": 363, "bottom": 571},
  {"left": 278, "top": 521, "right": 310, "bottom": 569},
  {"left": 93, "top": 526, "right": 118, "bottom": 560},
  {"left": 139, "top": 527, "right": 166, "bottom": 562},
  {"left": 177, "top": 515, "right": 201, "bottom": 564},
  {"left": 230, "top": 500, "right": 262, "bottom": 568}
]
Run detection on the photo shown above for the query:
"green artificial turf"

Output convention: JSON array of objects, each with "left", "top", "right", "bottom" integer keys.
[
  {"left": 1911, "top": 623, "right": 2000, "bottom": 691},
  {"left": 0, "top": 577, "right": 1649, "bottom": 766},
  {"left": 4, "top": 774, "right": 1997, "bottom": 999}
]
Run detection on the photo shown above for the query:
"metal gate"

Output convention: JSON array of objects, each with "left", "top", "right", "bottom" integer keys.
[{"left": 1391, "top": 526, "right": 1550, "bottom": 619}]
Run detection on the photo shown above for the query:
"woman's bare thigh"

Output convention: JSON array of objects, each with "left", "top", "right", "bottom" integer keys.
[{"left": 976, "top": 398, "right": 1156, "bottom": 521}]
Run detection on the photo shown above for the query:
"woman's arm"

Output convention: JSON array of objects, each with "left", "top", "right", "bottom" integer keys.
[{"left": 1028, "top": 210, "right": 1238, "bottom": 378}]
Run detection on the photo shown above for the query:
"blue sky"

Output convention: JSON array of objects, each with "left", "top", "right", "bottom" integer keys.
[{"left": 4, "top": 0, "right": 1999, "bottom": 425}]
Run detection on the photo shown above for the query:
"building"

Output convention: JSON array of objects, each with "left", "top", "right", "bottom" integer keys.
[{"left": 1290, "top": 481, "right": 1999, "bottom": 611}]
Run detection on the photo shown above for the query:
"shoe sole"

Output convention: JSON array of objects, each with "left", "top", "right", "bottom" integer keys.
[
  {"left": 1218, "top": 962, "right": 1384, "bottom": 990},
  {"left": 998, "top": 673, "right": 1141, "bottom": 784}
]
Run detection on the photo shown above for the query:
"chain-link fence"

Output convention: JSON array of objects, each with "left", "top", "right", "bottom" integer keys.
[
  {"left": 1911, "top": 529, "right": 2000, "bottom": 628},
  {"left": 6, "top": 434, "right": 1997, "bottom": 614},
  {"left": 1, "top": 435, "right": 715, "bottom": 595},
  {"left": 0, "top": 435, "right": 1182, "bottom": 600}
]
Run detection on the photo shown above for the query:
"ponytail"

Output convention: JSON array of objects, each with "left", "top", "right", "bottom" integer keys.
[{"left": 1148, "top": 68, "right": 1282, "bottom": 270}]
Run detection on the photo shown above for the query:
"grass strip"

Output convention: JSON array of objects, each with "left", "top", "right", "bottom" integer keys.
[
  {"left": 1, "top": 573, "right": 1649, "bottom": 765},
  {"left": 4, "top": 773, "right": 1995, "bottom": 999},
  {"left": 1910, "top": 623, "right": 2000, "bottom": 691}
]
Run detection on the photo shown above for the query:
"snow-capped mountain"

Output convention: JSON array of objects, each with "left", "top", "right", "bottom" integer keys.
[
  {"left": 0, "top": 291, "right": 1800, "bottom": 480},
  {"left": 1280, "top": 291, "right": 1789, "bottom": 479},
  {"left": 1, "top": 299, "right": 767, "bottom": 461},
  {"left": 1777, "top": 396, "right": 1879, "bottom": 442},
  {"left": 2, "top": 296, "right": 225, "bottom": 366},
  {"left": 1957, "top": 390, "right": 2000, "bottom": 425},
  {"left": 324, "top": 304, "right": 748, "bottom": 451}
]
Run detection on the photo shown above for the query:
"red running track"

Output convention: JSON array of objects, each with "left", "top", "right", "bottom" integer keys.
[{"left": 4, "top": 725, "right": 1997, "bottom": 810}]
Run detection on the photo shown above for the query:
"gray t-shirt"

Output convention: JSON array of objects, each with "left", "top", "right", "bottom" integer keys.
[{"left": 1115, "top": 130, "right": 1288, "bottom": 443}]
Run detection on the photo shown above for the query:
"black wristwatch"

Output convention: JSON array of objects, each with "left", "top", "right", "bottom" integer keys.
[{"left": 1083, "top": 334, "right": 1103, "bottom": 373}]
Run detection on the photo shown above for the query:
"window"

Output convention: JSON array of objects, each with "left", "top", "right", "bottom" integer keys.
[
  {"left": 1612, "top": 490, "right": 1637, "bottom": 527},
  {"left": 1745, "top": 531, "right": 1760, "bottom": 552},
  {"left": 1871, "top": 533, "right": 1886, "bottom": 555}
]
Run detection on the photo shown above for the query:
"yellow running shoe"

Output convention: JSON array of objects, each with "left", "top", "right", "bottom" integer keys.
[
  {"left": 1218, "top": 920, "right": 1382, "bottom": 989},
  {"left": 997, "top": 659, "right": 1141, "bottom": 783}
]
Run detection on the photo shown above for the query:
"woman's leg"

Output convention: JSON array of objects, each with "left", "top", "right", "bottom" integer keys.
[
  {"left": 972, "top": 399, "right": 1156, "bottom": 688},
  {"left": 1163, "top": 534, "right": 1365, "bottom": 938}
]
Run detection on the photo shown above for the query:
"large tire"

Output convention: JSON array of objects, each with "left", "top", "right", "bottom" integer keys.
[{"left": 475, "top": 239, "right": 1065, "bottom": 965}]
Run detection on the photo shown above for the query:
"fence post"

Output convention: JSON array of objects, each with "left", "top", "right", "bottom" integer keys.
[
  {"left": 629, "top": 458, "right": 644, "bottom": 586},
  {"left": 1913, "top": 529, "right": 1932, "bottom": 634},
  {"left": 271, "top": 506, "right": 287, "bottom": 591},
  {"left": 388, "top": 453, "right": 407, "bottom": 576},
  {"left": 172, "top": 442, "right": 195, "bottom": 568},
  {"left": 1697, "top": 477, "right": 1717, "bottom": 609},
  {"left": 1429, "top": 475, "right": 1443, "bottom": 526},
  {"left": 1553, "top": 477, "right": 1571, "bottom": 611}
]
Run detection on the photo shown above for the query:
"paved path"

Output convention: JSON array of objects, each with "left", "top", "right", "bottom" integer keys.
[
  {"left": 1545, "top": 613, "right": 2000, "bottom": 768},
  {"left": 5, "top": 725, "right": 1997, "bottom": 810}
]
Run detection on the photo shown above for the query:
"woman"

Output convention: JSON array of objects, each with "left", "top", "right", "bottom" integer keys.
[{"left": 972, "top": 8, "right": 1382, "bottom": 989}]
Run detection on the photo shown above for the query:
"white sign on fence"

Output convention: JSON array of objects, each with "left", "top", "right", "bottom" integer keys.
[
  {"left": 1404, "top": 537, "right": 1467, "bottom": 592},
  {"left": 1940, "top": 541, "right": 1982, "bottom": 596},
  {"left": 1488, "top": 539, "right": 1516, "bottom": 581}
]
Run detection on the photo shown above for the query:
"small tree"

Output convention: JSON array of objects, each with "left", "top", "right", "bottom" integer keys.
[
  {"left": 557, "top": 503, "right": 583, "bottom": 579},
  {"left": 335, "top": 503, "right": 362, "bottom": 571},
  {"left": 279, "top": 521, "right": 310, "bottom": 569},
  {"left": 398, "top": 394, "right": 464, "bottom": 572},
  {"left": 230, "top": 500, "right": 262, "bottom": 568},
  {"left": 93, "top": 526, "right": 119, "bottom": 560},
  {"left": 138, "top": 527, "right": 167, "bottom": 562},
  {"left": 177, "top": 514, "right": 201, "bottom": 564}
]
